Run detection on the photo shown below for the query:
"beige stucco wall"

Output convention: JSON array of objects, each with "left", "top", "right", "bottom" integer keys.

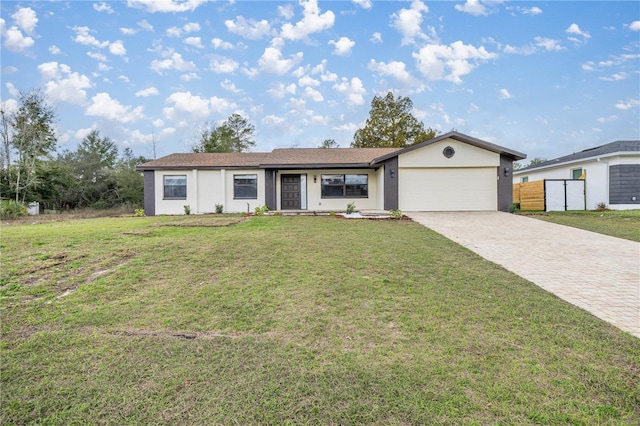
[
  {"left": 399, "top": 138, "right": 500, "bottom": 168},
  {"left": 153, "top": 168, "right": 266, "bottom": 214},
  {"left": 277, "top": 169, "right": 381, "bottom": 211}
]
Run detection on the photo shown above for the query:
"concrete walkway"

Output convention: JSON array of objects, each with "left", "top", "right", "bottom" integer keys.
[{"left": 407, "top": 212, "right": 640, "bottom": 338}]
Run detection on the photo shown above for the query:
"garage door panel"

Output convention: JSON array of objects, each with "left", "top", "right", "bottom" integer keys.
[{"left": 399, "top": 168, "right": 496, "bottom": 211}]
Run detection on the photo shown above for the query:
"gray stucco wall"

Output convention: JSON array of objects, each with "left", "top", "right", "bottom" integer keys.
[
  {"left": 264, "top": 169, "right": 277, "bottom": 210},
  {"left": 609, "top": 164, "right": 640, "bottom": 205},
  {"left": 383, "top": 157, "right": 398, "bottom": 210},
  {"left": 143, "top": 170, "right": 155, "bottom": 216},
  {"left": 498, "top": 155, "right": 514, "bottom": 212}
]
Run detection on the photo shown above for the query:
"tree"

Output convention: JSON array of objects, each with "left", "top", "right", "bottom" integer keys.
[
  {"left": 515, "top": 157, "right": 547, "bottom": 170},
  {"left": 192, "top": 114, "right": 256, "bottom": 153},
  {"left": 115, "top": 147, "right": 146, "bottom": 207},
  {"left": 351, "top": 91, "right": 437, "bottom": 148},
  {"left": 319, "top": 138, "right": 339, "bottom": 148},
  {"left": 8, "top": 89, "right": 57, "bottom": 202},
  {"left": 72, "top": 130, "right": 119, "bottom": 207}
]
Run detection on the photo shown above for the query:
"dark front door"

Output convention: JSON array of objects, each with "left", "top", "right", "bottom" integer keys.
[{"left": 281, "top": 175, "right": 301, "bottom": 210}]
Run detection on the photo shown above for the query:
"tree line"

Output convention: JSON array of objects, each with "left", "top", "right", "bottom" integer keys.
[{"left": 1, "top": 89, "right": 146, "bottom": 212}]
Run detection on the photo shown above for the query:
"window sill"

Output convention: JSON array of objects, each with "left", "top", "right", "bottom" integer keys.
[{"left": 163, "top": 198, "right": 187, "bottom": 200}]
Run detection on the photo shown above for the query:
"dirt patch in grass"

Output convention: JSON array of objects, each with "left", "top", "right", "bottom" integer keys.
[{"left": 152, "top": 216, "right": 246, "bottom": 227}]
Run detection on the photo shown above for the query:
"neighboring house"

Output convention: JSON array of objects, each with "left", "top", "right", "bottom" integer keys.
[
  {"left": 513, "top": 140, "right": 640, "bottom": 210},
  {"left": 137, "top": 131, "right": 525, "bottom": 215}
]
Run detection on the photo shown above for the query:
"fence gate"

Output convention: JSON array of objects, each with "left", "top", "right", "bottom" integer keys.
[{"left": 544, "top": 179, "right": 585, "bottom": 211}]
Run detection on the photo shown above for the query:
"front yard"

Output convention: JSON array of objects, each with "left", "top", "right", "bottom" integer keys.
[
  {"left": 1, "top": 215, "right": 638, "bottom": 424},
  {"left": 521, "top": 209, "right": 640, "bottom": 242}
]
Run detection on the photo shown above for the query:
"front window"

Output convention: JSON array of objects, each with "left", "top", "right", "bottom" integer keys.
[
  {"left": 321, "top": 174, "right": 368, "bottom": 198},
  {"left": 521, "top": 177, "right": 529, "bottom": 183},
  {"left": 164, "top": 175, "right": 186, "bottom": 199},
  {"left": 234, "top": 174, "right": 257, "bottom": 199}
]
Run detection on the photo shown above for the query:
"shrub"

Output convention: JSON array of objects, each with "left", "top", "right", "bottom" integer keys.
[
  {"left": 0, "top": 200, "right": 27, "bottom": 219},
  {"left": 184, "top": 205, "right": 191, "bottom": 215},
  {"left": 346, "top": 202, "right": 357, "bottom": 215},
  {"left": 134, "top": 208, "right": 145, "bottom": 217},
  {"left": 93, "top": 199, "right": 107, "bottom": 210},
  {"left": 273, "top": 211, "right": 281, "bottom": 216},
  {"left": 509, "top": 203, "right": 520, "bottom": 213},
  {"left": 389, "top": 208, "right": 402, "bottom": 219},
  {"left": 254, "top": 205, "right": 269, "bottom": 216},
  {"left": 215, "top": 204, "right": 224, "bottom": 214},
  {"left": 595, "top": 202, "right": 609, "bottom": 211}
]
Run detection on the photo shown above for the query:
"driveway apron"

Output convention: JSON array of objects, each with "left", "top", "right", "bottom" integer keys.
[{"left": 407, "top": 212, "right": 640, "bottom": 338}]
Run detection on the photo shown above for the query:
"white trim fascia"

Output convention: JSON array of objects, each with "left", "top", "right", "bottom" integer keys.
[{"left": 513, "top": 151, "right": 640, "bottom": 175}]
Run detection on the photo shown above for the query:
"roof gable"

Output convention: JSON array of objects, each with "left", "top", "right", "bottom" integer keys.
[{"left": 371, "top": 131, "right": 526, "bottom": 163}]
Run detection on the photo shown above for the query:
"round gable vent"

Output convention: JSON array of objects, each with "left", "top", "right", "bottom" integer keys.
[{"left": 443, "top": 146, "right": 455, "bottom": 158}]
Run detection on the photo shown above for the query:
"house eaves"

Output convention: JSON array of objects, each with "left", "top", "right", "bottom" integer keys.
[{"left": 514, "top": 140, "right": 640, "bottom": 174}]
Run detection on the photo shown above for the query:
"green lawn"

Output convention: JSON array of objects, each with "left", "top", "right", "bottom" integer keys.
[
  {"left": 521, "top": 209, "right": 640, "bottom": 242},
  {"left": 2, "top": 215, "right": 639, "bottom": 425}
]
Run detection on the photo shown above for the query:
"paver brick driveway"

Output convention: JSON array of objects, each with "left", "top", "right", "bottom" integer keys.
[{"left": 407, "top": 212, "right": 640, "bottom": 338}]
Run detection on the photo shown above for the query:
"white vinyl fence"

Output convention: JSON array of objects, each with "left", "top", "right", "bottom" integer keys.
[{"left": 544, "top": 180, "right": 585, "bottom": 211}]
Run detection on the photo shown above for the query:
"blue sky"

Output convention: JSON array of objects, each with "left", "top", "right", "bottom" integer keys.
[{"left": 1, "top": 0, "right": 638, "bottom": 161}]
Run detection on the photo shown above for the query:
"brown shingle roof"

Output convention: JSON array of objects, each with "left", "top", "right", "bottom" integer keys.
[
  {"left": 264, "top": 148, "right": 401, "bottom": 166},
  {"left": 137, "top": 152, "right": 271, "bottom": 169},
  {"left": 137, "top": 148, "right": 402, "bottom": 170}
]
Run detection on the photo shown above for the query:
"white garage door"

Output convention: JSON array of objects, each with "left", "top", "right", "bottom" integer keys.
[{"left": 398, "top": 167, "right": 497, "bottom": 211}]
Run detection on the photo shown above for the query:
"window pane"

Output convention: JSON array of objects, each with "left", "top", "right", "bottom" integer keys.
[
  {"left": 321, "top": 175, "right": 344, "bottom": 185},
  {"left": 345, "top": 175, "right": 367, "bottom": 185},
  {"left": 572, "top": 169, "right": 582, "bottom": 179},
  {"left": 322, "top": 185, "right": 344, "bottom": 197},
  {"left": 234, "top": 174, "right": 257, "bottom": 199},
  {"left": 164, "top": 175, "right": 186, "bottom": 199}
]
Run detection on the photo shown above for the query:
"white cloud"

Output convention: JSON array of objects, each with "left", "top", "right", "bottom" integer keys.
[
  {"left": 1, "top": 18, "right": 35, "bottom": 51},
  {"left": 86, "top": 92, "right": 144, "bottom": 123},
  {"left": 521, "top": 6, "right": 542, "bottom": 15},
  {"left": 370, "top": 32, "right": 383, "bottom": 44},
  {"left": 126, "top": 0, "right": 208, "bottom": 13},
  {"left": 303, "top": 86, "right": 324, "bottom": 102},
  {"left": 281, "top": 0, "right": 335, "bottom": 40},
  {"left": 121, "top": 28, "right": 137, "bottom": 35},
  {"left": 180, "top": 72, "right": 200, "bottom": 82},
  {"left": 329, "top": 37, "right": 355, "bottom": 56},
  {"left": 109, "top": 40, "right": 126, "bottom": 55},
  {"left": 333, "top": 77, "right": 366, "bottom": 105},
  {"left": 209, "top": 55, "right": 239, "bottom": 73},
  {"left": 278, "top": 4, "right": 295, "bottom": 19},
  {"left": 225, "top": 16, "right": 271, "bottom": 40},
  {"left": 628, "top": 21, "right": 640, "bottom": 31},
  {"left": 368, "top": 59, "right": 415, "bottom": 85},
  {"left": 163, "top": 91, "right": 232, "bottom": 122},
  {"left": 596, "top": 115, "right": 618, "bottom": 123},
  {"left": 212, "top": 37, "right": 234, "bottom": 49},
  {"left": 391, "top": 0, "right": 431, "bottom": 45},
  {"left": 184, "top": 37, "right": 203, "bottom": 48},
  {"left": 299, "top": 75, "right": 320, "bottom": 87},
  {"left": 534, "top": 37, "right": 564, "bottom": 52},
  {"left": 256, "top": 38, "right": 303, "bottom": 75},
  {"left": 166, "top": 26, "right": 182, "bottom": 37},
  {"left": 267, "top": 82, "right": 297, "bottom": 99},
  {"left": 12, "top": 7, "right": 38, "bottom": 34},
  {"left": 150, "top": 52, "right": 197, "bottom": 74},
  {"left": 49, "top": 45, "right": 61, "bottom": 55},
  {"left": 413, "top": 40, "right": 497, "bottom": 84},
  {"left": 6, "top": 82, "right": 20, "bottom": 97},
  {"left": 499, "top": 88, "right": 512, "bottom": 99},
  {"left": 135, "top": 87, "right": 159, "bottom": 97},
  {"left": 455, "top": 0, "right": 487, "bottom": 16},
  {"left": 566, "top": 23, "right": 590, "bottom": 43},
  {"left": 502, "top": 44, "right": 537, "bottom": 55},
  {"left": 184, "top": 22, "right": 200, "bottom": 33},
  {"left": 599, "top": 72, "right": 629, "bottom": 82},
  {"left": 37, "top": 62, "right": 93, "bottom": 105},
  {"left": 221, "top": 79, "right": 242, "bottom": 94},
  {"left": 72, "top": 26, "right": 127, "bottom": 56},
  {"left": 615, "top": 99, "right": 639, "bottom": 110},
  {"left": 87, "top": 51, "right": 108, "bottom": 62},
  {"left": 353, "top": 0, "right": 372, "bottom": 9},
  {"left": 138, "top": 20, "right": 153, "bottom": 31},
  {"left": 93, "top": 2, "right": 114, "bottom": 14}
]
